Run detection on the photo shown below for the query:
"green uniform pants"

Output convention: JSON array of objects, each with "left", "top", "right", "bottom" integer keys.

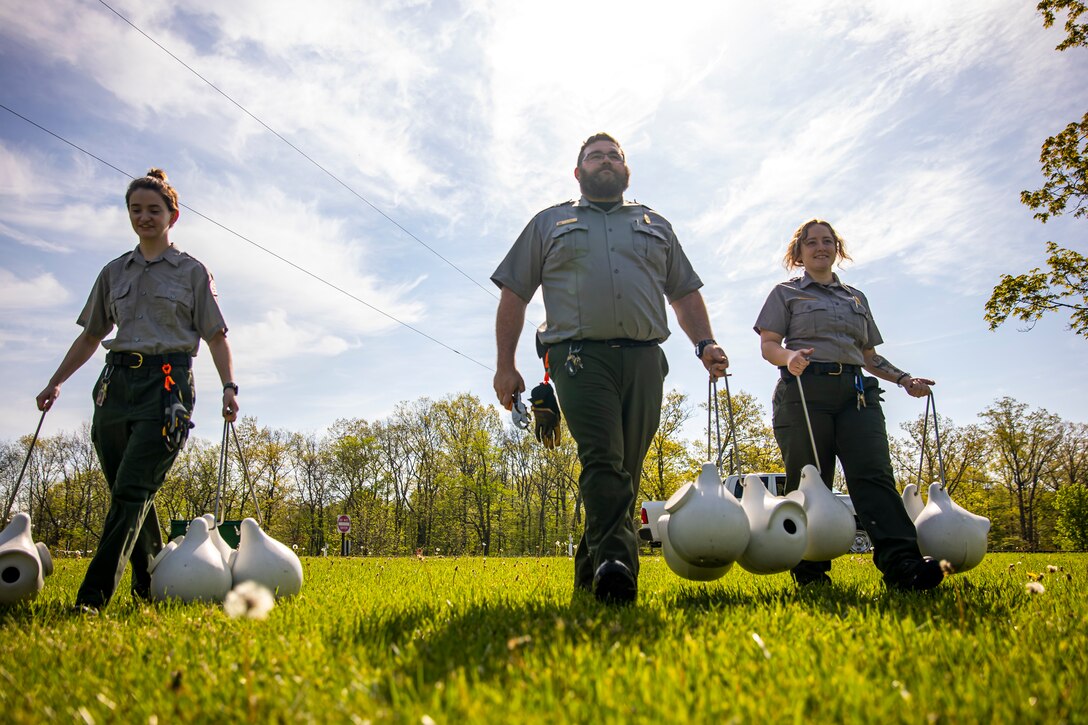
[
  {"left": 549, "top": 341, "right": 667, "bottom": 591},
  {"left": 77, "top": 363, "right": 192, "bottom": 607},
  {"left": 771, "top": 372, "right": 922, "bottom": 583}
]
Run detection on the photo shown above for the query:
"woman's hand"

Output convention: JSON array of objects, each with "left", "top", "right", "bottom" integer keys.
[
  {"left": 901, "top": 376, "right": 935, "bottom": 398},
  {"left": 784, "top": 348, "right": 814, "bottom": 376},
  {"left": 36, "top": 384, "right": 61, "bottom": 412}
]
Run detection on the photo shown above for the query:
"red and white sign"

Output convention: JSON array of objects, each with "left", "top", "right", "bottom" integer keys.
[{"left": 336, "top": 514, "right": 351, "bottom": 534}]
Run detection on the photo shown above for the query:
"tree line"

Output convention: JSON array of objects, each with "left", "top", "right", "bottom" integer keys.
[{"left": 3, "top": 391, "right": 1086, "bottom": 556}]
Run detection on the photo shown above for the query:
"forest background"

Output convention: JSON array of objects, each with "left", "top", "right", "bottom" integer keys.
[{"left": 5, "top": 388, "right": 1087, "bottom": 558}]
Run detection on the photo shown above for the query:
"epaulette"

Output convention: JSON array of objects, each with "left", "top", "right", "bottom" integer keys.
[
  {"left": 106, "top": 248, "right": 135, "bottom": 266},
  {"left": 546, "top": 199, "right": 577, "bottom": 210}
]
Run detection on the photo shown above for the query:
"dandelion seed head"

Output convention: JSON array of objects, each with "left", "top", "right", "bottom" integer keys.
[
  {"left": 1025, "top": 581, "right": 1045, "bottom": 595},
  {"left": 224, "top": 581, "right": 276, "bottom": 619}
]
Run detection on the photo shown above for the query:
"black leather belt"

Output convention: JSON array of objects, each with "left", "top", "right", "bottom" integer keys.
[
  {"left": 598, "top": 338, "right": 662, "bottom": 348},
  {"left": 779, "top": 362, "right": 861, "bottom": 379},
  {"left": 106, "top": 351, "right": 192, "bottom": 369}
]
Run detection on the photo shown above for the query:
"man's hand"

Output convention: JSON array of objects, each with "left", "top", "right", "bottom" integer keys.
[
  {"left": 222, "top": 388, "right": 239, "bottom": 422},
  {"left": 529, "top": 382, "right": 562, "bottom": 449},
  {"left": 493, "top": 367, "right": 526, "bottom": 411},
  {"left": 699, "top": 343, "right": 730, "bottom": 379}
]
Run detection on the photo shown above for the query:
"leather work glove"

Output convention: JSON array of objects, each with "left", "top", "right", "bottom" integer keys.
[
  {"left": 529, "top": 382, "right": 562, "bottom": 449},
  {"left": 163, "top": 398, "right": 194, "bottom": 452}
]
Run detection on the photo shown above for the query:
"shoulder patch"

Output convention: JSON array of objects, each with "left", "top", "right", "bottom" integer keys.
[{"left": 208, "top": 275, "right": 218, "bottom": 297}]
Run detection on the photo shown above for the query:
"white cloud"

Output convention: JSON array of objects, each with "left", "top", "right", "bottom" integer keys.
[
  {"left": 0, "top": 268, "right": 70, "bottom": 310},
  {"left": 1, "top": 0, "right": 1086, "bottom": 443}
]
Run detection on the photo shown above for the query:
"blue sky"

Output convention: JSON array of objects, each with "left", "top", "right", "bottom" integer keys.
[{"left": 1, "top": 0, "right": 1085, "bottom": 449}]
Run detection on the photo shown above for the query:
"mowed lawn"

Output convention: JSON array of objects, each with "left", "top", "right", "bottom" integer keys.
[{"left": 1, "top": 552, "right": 1085, "bottom": 724}]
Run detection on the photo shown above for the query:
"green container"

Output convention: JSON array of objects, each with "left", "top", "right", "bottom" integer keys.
[{"left": 168, "top": 519, "right": 243, "bottom": 548}]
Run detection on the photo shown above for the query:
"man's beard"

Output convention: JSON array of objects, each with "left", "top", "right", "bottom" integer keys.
[{"left": 579, "top": 164, "right": 630, "bottom": 200}]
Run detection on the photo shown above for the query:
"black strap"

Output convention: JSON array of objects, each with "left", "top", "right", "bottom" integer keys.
[{"left": 107, "top": 351, "right": 192, "bottom": 368}]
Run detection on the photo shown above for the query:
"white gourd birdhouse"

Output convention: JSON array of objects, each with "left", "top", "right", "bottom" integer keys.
[
  {"left": 0, "top": 512, "right": 53, "bottom": 605},
  {"left": 203, "top": 513, "right": 234, "bottom": 565},
  {"left": 147, "top": 538, "right": 180, "bottom": 576},
  {"left": 150, "top": 516, "right": 233, "bottom": 603},
  {"left": 785, "top": 464, "right": 855, "bottom": 561},
  {"left": 659, "top": 514, "right": 732, "bottom": 581},
  {"left": 231, "top": 518, "right": 303, "bottom": 598},
  {"left": 914, "top": 482, "right": 990, "bottom": 572},
  {"left": 661, "top": 462, "right": 750, "bottom": 571},
  {"left": 901, "top": 483, "right": 924, "bottom": 521},
  {"left": 737, "top": 474, "right": 808, "bottom": 574}
]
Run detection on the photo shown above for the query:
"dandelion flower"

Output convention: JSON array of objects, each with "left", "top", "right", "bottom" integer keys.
[
  {"left": 1025, "top": 581, "right": 1045, "bottom": 595},
  {"left": 224, "top": 581, "right": 275, "bottom": 619}
]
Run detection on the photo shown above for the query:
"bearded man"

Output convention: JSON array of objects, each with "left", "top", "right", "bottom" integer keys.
[{"left": 491, "top": 132, "right": 729, "bottom": 604}]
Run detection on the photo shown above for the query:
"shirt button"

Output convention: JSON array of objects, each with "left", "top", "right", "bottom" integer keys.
[
  {"left": 135, "top": 337, "right": 141, "bottom": 342},
  {"left": 614, "top": 269, "right": 619, "bottom": 273},
  {"left": 137, "top": 314, "right": 143, "bottom": 319},
  {"left": 142, "top": 292, "right": 147, "bottom": 296}
]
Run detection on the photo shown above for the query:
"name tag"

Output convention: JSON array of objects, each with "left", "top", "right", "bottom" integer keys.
[{"left": 556, "top": 218, "right": 578, "bottom": 227}]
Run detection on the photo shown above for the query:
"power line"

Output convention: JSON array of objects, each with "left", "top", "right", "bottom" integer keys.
[
  {"left": 0, "top": 101, "right": 494, "bottom": 372},
  {"left": 96, "top": 0, "right": 499, "bottom": 304}
]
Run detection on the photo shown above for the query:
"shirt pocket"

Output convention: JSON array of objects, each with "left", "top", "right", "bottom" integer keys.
[
  {"left": 545, "top": 222, "right": 589, "bottom": 268},
  {"left": 108, "top": 281, "right": 134, "bottom": 326},
  {"left": 847, "top": 304, "right": 873, "bottom": 346},
  {"left": 789, "top": 299, "right": 829, "bottom": 339},
  {"left": 153, "top": 283, "right": 195, "bottom": 327},
  {"left": 632, "top": 220, "right": 669, "bottom": 273}
]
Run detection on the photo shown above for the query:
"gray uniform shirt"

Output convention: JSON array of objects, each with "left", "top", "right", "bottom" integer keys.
[
  {"left": 491, "top": 197, "right": 702, "bottom": 344},
  {"left": 753, "top": 272, "right": 883, "bottom": 366},
  {"left": 78, "top": 245, "right": 228, "bottom": 355}
]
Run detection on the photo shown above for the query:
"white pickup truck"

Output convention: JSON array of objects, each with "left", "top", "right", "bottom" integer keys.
[{"left": 639, "top": 472, "right": 873, "bottom": 554}]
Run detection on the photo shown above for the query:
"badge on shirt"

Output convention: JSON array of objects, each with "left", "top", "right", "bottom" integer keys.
[
  {"left": 556, "top": 218, "right": 578, "bottom": 227},
  {"left": 644, "top": 213, "right": 651, "bottom": 224}
]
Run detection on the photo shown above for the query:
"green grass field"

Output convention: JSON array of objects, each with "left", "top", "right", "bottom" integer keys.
[{"left": 2, "top": 552, "right": 1085, "bottom": 724}]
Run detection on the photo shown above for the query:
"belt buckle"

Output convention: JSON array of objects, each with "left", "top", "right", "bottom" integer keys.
[
  {"left": 129, "top": 352, "right": 144, "bottom": 369},
  {"left": 828, "top": 362, "right": 843, "bottom": 376}
]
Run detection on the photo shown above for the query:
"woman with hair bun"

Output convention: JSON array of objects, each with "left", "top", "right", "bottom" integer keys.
[
  {"left": 36, "top": 168, "right": 239, "bottom": 612},
  {"left": 754, "top": 219, "right": 942, "bottom": 591}
]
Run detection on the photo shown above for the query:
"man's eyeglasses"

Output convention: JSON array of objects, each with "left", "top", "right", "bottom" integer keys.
[{"left": 583, "top": 151, "right": 624, "bottom": 164}]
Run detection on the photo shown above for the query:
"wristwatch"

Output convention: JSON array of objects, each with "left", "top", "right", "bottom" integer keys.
[
  {"left": 695, "top": 338, "right": 717, "bottom": 358},
  {"left": 223, "top": 382, "right": 239, "bottom": 395}
]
